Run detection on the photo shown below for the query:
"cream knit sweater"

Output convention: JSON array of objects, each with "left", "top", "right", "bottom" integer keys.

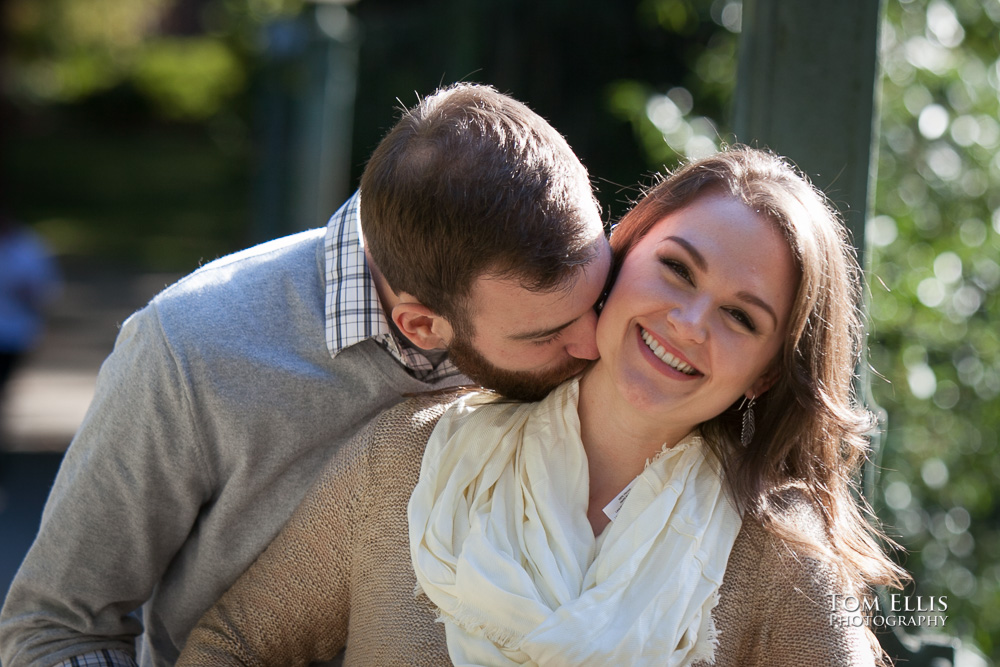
[{"left": 177, "top": 393, "right": 878, "bottom": 667}]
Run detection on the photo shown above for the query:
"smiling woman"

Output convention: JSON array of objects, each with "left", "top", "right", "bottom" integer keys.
[
  {"left": 177, "top": 147, "right": 906, "bottom": 667},
  {"left": 580, "top": 149, "right": 903, "bottom": 563},
  {"left": 585, "top": 192, "right": 799, "bottom": 454},
  {"left": 597, "top": 148, "right": 893, "bottom": 562}
]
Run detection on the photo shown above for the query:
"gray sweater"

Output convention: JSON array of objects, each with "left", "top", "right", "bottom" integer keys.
[{"left": 0, "top": 228, "right": 465, "bottom": 667}]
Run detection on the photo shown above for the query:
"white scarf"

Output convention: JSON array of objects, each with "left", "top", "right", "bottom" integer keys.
[{"left": 408, "top": 379, "right": 743, "bottom": 666}]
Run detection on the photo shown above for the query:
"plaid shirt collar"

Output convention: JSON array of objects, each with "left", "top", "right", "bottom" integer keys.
[{"left": 323, "top": 191, "right": 461, "bottom": 382}]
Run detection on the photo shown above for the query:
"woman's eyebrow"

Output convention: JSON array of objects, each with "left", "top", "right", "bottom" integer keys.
[
  {"left": 736, "top": 291, "right": 778, "bottom": 328},
  {"left": 666, "top": 235, "right": 779, "bottom": 327},
  {"left": 665, "top": 236, "right": 707, "bottom": 271}
]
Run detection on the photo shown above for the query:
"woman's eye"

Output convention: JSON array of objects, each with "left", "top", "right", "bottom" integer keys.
[
  {"left": 726, "top": 308, "right": 756, "bottom": 332},
  {"left": 661, "top": 258, "right": 693, "bottom": 284}
]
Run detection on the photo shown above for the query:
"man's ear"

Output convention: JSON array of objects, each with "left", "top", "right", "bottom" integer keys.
[{"left": 391, "top": 301, "right": 454, "bottom": 350}]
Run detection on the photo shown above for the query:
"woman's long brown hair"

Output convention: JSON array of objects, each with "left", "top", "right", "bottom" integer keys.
[{"left": 609, "top": 146, "right": 907, "bottom": 595}]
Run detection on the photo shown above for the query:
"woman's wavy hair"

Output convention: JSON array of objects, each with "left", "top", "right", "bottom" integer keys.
[{"left": 609, "top": 146, "right": 906, "bottom": 593}]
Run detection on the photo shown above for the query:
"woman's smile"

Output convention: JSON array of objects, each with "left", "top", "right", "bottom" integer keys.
[{"left": 638, "top": 326, "right": 701, "bottom": 377}]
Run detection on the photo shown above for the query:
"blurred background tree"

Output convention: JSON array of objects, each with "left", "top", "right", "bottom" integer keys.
[
  {"left": 868, "top": 0, "right": 1000, "bottom": 659},
  {"left": 1, "top": 0, "right": 738, "bottom": 269},
  {"left": 1, "top": 0, "right": 997, "bottom": 661}
]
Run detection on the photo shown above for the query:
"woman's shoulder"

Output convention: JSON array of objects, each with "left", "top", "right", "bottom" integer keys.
[
  {"left": 757, "top": 484, "right": 831, "bottom": 545},
  {"left": 306, "top": 390, "right": 466, "bottom": 490},
  {"left": 367, "top": 389, "right": 471, "bottom": 439},
  {"left": 352, "top": 389, "right": 474, "bottom": 469},
  {"left": 729, "top": 484, "right": 839, "bottom": 584},
  {"left": 709, "top": 485, "right": 878, "bottom": 666}
]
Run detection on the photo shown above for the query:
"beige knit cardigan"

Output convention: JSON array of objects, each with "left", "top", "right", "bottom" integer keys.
[{"left": 177, "top": 393, "right": 879, "bottom": 666}]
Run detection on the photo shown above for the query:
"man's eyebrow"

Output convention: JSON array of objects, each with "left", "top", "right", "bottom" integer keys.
[
  {"left": 666, "top": 235, "right": 779, "bottom": 327},
  {"left": 509, "top": 319, "right": 576, "bottom": 341},
  {"left": 508, "top": 291, "right": 605, "bottom": 341}
]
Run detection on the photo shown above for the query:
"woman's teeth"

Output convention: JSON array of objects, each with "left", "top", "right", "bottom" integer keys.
[{"left": 641, "top": 328, "right": 697, "bottom": 375}]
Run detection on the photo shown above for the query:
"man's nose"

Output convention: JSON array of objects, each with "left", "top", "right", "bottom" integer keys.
[{"left": 562, "top": 308, "right": 600, "bottom": 360}]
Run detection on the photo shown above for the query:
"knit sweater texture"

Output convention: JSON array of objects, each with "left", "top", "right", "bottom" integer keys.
[
  {"left": 177, "top": 393, "right": 878, "bottom": 667},
  {"left": 0, "top": 229, "right": 465, "bottom": 667}
]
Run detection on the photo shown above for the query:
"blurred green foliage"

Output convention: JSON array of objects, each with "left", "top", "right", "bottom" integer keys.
[
  {"left": 4, "top": 0, "right": 299, "bottom": 113},
  {"left": 604, "top": 0, "right": 740, "bottom": 179},
  {"left": 2, "top": 0, "right": 998, "bottom": 659},
  {"left": 869, "top": 0, "right": 1000, "bottom": 657},
  {"left": 7, "top": 118, "right": 251, "bottom": 270},
  {"left": 1, "top": 0, "right": 304, "bottom": 269},
  {"left": 131, "top": 38, "right": 244, "bottom": 120}
]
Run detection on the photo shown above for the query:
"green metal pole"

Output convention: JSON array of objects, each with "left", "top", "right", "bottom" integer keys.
[
  {"left": 292, "top": 2, "right": 360, "bottom": 233},
  {"left": 252, "top": 2, "right": 360, "bottom": 242},
  {"left": 732, "top": 2, "right": 958, "bottom": 663},
  {"left": 733, "top": 0, "right": 882, "bottom": 269},
  {"left": 735, "top": 0, "right": 886, "bottom": 499}
]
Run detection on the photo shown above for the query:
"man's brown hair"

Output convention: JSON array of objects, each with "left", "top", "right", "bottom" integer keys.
[{"left": 359, "top": 83, "right": 601, "bottom": 335}]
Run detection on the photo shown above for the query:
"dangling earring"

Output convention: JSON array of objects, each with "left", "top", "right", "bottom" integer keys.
[{"left": 740, "top": 395, "right": 756, "bottom": 447}]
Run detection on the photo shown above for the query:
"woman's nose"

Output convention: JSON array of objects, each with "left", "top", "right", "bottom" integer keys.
[
  {"left": 668, "top": 300, "right": 708, "bottom": 344},
  {"left": 562, "top": 308, "right": 600, "bottom": 360}
]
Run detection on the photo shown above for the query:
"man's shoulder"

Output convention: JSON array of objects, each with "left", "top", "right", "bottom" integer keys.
[
  {"left": 160, "top": 228, "right": 326, "bottom": 303},
  {"left": 124, "top": 228, "right": 326, "bottom": 343}
]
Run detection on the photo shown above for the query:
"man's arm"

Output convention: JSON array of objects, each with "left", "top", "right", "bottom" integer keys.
[
  {"left": 0, "top": 304, "right": 212, "bottom": 667},
  {"left": 176, "top": 402, "right": 373, "bottom": 666},
  {"left": 177, "top": 393, "right": 460, "bottom": 666}
]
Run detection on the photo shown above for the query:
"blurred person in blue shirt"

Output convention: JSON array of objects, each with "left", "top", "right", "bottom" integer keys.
[{"left": 0, "top": 215, "right": 60, "bottom": 419}]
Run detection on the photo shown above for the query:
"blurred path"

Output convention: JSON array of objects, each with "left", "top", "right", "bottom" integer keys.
[{"left": 0, "top": 260, "right": 183, "bottom": 452}]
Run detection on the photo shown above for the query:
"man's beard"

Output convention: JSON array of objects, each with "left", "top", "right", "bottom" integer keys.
[{"left": 446, "top": 335, "right": 590, "bottom": 402}]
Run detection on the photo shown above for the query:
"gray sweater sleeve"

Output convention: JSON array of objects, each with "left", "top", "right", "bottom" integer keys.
[
  {"left": 176, "top": 395, "right": 456, "bottom": 667},
  {"left": 175, "top": 406, "right": 369, "bottom": 667},
  {"left": 0, "top": 303, "right": 213, "bottom": 667}
]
